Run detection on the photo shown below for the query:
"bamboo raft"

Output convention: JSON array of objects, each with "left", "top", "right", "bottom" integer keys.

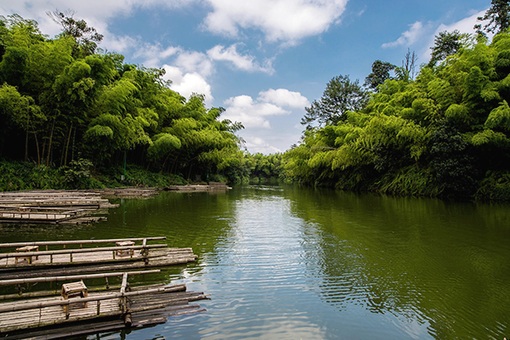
[
  {"left": 0, "top": 190, "right": 117, "bottom": 225},
  {"left": 0, "top": 237, "right": 198, "bottom": 280},
  {"left": 95, "top": 187, "right": 161, "bottom": 199},
  {"left": 166, "top": 182, "right": 232, "bottom": 192},
  {"left": 0, "top": 270, "right": 208, "bottom": 339}
]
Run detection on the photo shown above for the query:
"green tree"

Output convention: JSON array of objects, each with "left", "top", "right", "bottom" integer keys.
[
  {"left": 0, "top": 84, "right": 45, "bottom": 162},
  {"left": 364, "top": 60, "right": 396, "bottom": 91},
  {"left": 48, "top": 11, "right": 103, "bottom": 58},
  {"left": 428, "top": 30, "right": 472, "bottom": 66},
  {"left": 475, "top": 0, "right": 510, "bottom": 36},
  {"left": 301, "top": 75, "right": 369, "bottom": 129}
]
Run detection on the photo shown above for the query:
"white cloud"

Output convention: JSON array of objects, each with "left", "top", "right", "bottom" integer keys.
[
  {"left": 162, "top": 65, "right": 213, "bottom": 106},
  {"left": 244, "top": 137, "right": 283, "bottom": 154},
  {"left": 382, "top": 21, "right": 424, "bottom": 48},
  {"left": 434, "top": 10, "right": 486, "bottom": 36},
  {"left": 222, "top": 95, "right": 289, "bottom": 129},
  {"left": 132, "top": 43, "right": 277, "bottom": 106},
  {"left": 102, "top": 35, "right": 139, "bottom": 54},
  {"left": 207, "top": 44, "right": 274, "bottom": 74},
  {"left": 258, "top": 88, "right": 309, "bottom": 108},
  {"left": 221, "top": 88, "right": 308, "bottom": 153},
  {"left": 202, "top": 0, "right": 348, "bottom": 44},
  {"left": 174, "top": 50, "right": 214, "bottom": 77},
  {"left": 133, "top": 44, "right": 183, "bottom": 67},
  {"left": 222, "top": 88, "right": 309, "bottom": 129}
]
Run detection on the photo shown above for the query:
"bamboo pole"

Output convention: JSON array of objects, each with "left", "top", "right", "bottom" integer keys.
[
  {"left": 0, "top": 285, "right": 124, "bottom": 301},
  {"left": 0, "top": 254, "right": 197, "bottom": 280},
  {"left": 0, "top": 284, "right": 188, "bottom": 313},
  {"left": 0, "top": 237, "right": 166, "bottom": 248},
  {"left": 120, "top": 272, "right": 129, "bottom": 313},
  {"left": 0, "top": 244, "right": 167, "bottom": 259},
  {"left": 120, "top": 273, "right": 128, "bottom": 294},
  {"left": 0, "top": 270, "right": 160, "bottom": 286}
]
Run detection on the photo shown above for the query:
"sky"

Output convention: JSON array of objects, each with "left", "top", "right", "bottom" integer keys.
[{"left": 0, "top": 0, "right": 491, "bottom": 154}]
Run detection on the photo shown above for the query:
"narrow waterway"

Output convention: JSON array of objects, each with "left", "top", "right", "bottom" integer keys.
[{"left": 2, "top": 186, "right": 510, "bottom": 339}]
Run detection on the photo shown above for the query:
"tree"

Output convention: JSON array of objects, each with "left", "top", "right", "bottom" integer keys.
[
  {"left": 475, "top": 0, "right": 510, "bottom": 36},
  {"left": 428, "top": 30, "right": 472, "bottom": 66},
  {"left": 395, "top": 49, "right": 418, "bottom": 82},
  {"left": 364, "top": 60, "right": 396, "bottom": 91},
  {"left": 47, "top": 10, "right": 103, "bottom": 57},
  {"left": 301, "top": 75, "right": 369, "bottom": 129},
  {"left": 0, "top": 84, "right": 45, "bottom": 162}
]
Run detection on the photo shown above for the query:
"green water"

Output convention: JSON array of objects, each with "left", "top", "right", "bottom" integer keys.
[{"left": 1, "top": 185, "right": 510, "bottom": 339}]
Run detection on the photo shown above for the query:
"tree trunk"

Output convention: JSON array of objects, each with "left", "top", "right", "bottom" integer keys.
[
  {"left": 62, "top": 122, "right": 73, "bottom": 167},
  {"left": 24, "top": 115, "right": 29, "bottom": 162},
  {"left": 41, "top": 138, "right": 46, "bottom": 166},
  {"left": 46, "top": 119, "right": 55, "bottom": 166},
  {"left": 24, "top": 130, "right": 28, "bottom": 162},
  {"left": 160, "top": 152, "right": 173, "bottom": 174},
  {"left": 72, "top": 127, "right": 76, "bottom": 161},
  {"left": 33, "top": 131, "right": 40, "bottom": 166}
]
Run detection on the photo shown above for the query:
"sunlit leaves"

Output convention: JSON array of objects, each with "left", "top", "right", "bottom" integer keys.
[
  {"left": 147, "top": 133, "right": 181, "bottom": 161},
  {"left": 445, "top": 104, "right": 471, "bottom": 126},
  {"left": 0, "top": 83, "right": 43, "bottom": 129},
  {"left": 485, "top": 100, "right": 510, "bottom": 131},
  {"left": 471, "top": 128, "right": 510, "bottom": 146}
]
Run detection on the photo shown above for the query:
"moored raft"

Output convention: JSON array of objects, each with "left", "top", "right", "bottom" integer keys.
[
  {"left": 0, "top": 270, "right": 209, "bottom": 339},
  {"left": 0, "top": 237, "right": 198, "bottom": 280},
  {"left": 0, "top": 189, "right": 117, "bottom": 225},
  {"left": 166, "top": 182, "right": 232, "bottom": 192}
]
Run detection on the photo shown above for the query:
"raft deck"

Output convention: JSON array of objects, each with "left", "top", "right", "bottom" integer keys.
[
  {"left": 0, "top": 237, "right": 198, "bottom": 280},
  {"left": 0, "top": 270, "right": 208, "bottom": 339},
  {"left": 0, "top": 190, "right": 117, "bottom": 225}
]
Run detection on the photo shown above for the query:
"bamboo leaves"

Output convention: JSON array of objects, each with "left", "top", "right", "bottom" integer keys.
[{"left": 286, "top": 30, "right": 510, "bottom": 197}]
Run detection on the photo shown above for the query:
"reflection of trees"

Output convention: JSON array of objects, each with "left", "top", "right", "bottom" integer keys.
[
  {"left": 104, "top": 191, "right": 236, "bottom": 281},
  {"left": 284, "top": 186, "right": 510, "bottom": 339}
]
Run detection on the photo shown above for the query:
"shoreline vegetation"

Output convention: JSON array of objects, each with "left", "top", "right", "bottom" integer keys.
[{"left": 2, "top": 5, "right": 510, "bottom": 202}]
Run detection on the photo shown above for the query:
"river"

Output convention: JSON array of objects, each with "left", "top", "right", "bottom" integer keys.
[{"left": 2, "top": 185, "right": 510, "bottom": 339}]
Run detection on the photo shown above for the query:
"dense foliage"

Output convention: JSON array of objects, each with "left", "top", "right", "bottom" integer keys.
[
  {"left": 0, "top": 14, "right": 257, "bottom": 186},
  {"left": 285, "top": 31, "right": 510, "bottom": 200}
]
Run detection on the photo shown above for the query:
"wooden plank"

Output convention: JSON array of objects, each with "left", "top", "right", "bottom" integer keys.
[
  {"left": 0, "top": 284, "right": 124, "bottom": 300},
  {"left": 0, "top": 244, "right": 167, "bottom": 259},
  {"left": 0, "top": 237, "right": 166, "bottom": 248},
  {"left": 0, "top": 269, "right": 160, "bottom": 286},
  {"left": 0, "top": 253, "right": 197, "bottom": 280},
  {"left": 0, "top": 284, "right": 187, "bottom": 313}
]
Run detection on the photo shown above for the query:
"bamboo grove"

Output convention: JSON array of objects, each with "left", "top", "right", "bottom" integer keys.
[
  {"left": 285, "top": 30, "right": 510, "bottom": 200},
  {"left": 0, "top": 14, "right": 257, "bottom": 186}
]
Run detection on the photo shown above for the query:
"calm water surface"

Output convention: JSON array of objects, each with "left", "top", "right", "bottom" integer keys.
[{"left": 2, "top": 185, "right": 510, "bottom": 339}]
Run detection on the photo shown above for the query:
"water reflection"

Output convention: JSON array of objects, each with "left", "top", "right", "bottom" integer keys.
[
  {"left": 284, "top": 187, "right": 510, "bottom": 340},
  {"left": 1, "top": 187, "right": 509, "bottom": 339}
]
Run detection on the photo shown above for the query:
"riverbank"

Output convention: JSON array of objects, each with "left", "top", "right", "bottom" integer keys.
[
  {"left": 2, "top": 159, "right": 509, "bottom": 202},
  {"left": 0, "top": 160, "right": 191, "bottom": 192}
]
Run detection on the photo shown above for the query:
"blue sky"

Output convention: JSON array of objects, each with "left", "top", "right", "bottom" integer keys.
[{"left": 0, "top": 0, "right": 490, "bottom": 154}]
